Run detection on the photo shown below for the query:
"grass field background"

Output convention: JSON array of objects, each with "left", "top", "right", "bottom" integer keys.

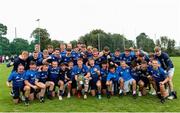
[{"left": 0, "top": 57, "right": 180, "bottom": 112}]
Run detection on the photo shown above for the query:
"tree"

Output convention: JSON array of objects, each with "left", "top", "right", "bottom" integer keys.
[
  {"left": 31, "top": 28, "right": 51, "bottom": 50},
  {"left": 0, "top": 23, "right": 9, "bottom": 55},
  {"left": 167, "top": 39, "right": 176, "bottom": 55},
  {"left": 160, "top": 36, "right": 168, "bottom": 50},
  {"left": 136, "top": 33, "right": 155, "bottom": 52},
  {"left": 0, "top": 37, "right": 10, "bottom": 55},
  {"left": 51, "top": 40, "right": 63, "bottom": 48},
  {"left": 0, "top": 23, "right": 7, "bottom": 36},
  {"left": 9, "top": 38, "right": 30, "bottom": 55},
  {"left": 70, "top": 40, "right": 78, "bottom": 48}
]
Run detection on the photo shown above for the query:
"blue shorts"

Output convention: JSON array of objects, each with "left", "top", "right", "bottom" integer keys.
[{"left": 12, "top": 86, "right": 24, "bottom": 99}]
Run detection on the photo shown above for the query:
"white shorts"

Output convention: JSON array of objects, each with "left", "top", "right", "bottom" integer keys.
[
  {"left": 167, "top": 68, "right": 175, "bottom": 77},
  {"left": 124, "top": 78, "right": 134, "bottom": 93}
]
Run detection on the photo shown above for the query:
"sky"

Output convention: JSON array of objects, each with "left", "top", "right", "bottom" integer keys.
[{"left": 0, "top": 0, "right": 180, "bottom": 45}]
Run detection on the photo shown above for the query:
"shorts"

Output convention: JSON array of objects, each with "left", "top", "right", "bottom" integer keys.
[
  {"left": 89, "top": 80, "right": 98, "bottom": 90},
  {"left": 140, "top": 77, "right": 149, "bottom": 87},
  {"left": 101, "top": 80, "right": 107, "bottom": 89},
  {"left": 51, "top": 81, "right": 60, "bottom": 91},
  {"left": 30, "top": 87, "right": 36, "bottom": 94},
  {"left": 167, "top": 68, "right": 175, "bottom": 77},
  {"left": 71, "top": 80, "right": 77, "bottom": 89},
  {"left": 12, "top": 87, "right": 24, "bottom": 99},
  {"left": 124, "top": 78, "right": 135, "bottom": 93}
]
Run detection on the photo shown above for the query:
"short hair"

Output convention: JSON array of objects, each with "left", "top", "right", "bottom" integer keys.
[
  {"left": 88, "top": 58, "right": 94, "bottom": 61},
  {"left": 47, "top": 45, "right": 53, "bottom": 49},
  {"left": 55, "top": 48, "right": 60, "bottom": 51},
  {"left": 109, "top": 65, "right": 115, "bottom": 70},
  {"left": 43, "top": 62, "right": 49, "bottom": 66},
  {"left": 124, "top": 48, "right": 131, "bottom": 52},
  {"left": 93, "top": 48, "right": 98, "bottom": 52},
  {"left": 101, "top": 61, "right": 107, "bottom": 64},
  {"left": 66, "top": 48, "right": 72, "bottom": 52},
  {"left": 115, "top": 48, "right": 120, "bottom": 52},
  {"left": 77, "top": 58, "right": 83, "bottom": 61},
  {"left": 22, "top": 51, "right": 29, "bottom": 56},
  {"left": 43, "top": 49, "right": 48, "bottom": 54},
  {"left": 33, "top": 51, "right": 38, "bottom": 54},
  {"left": 29, "top": 61, "right": 36, "bottom": 65},
  {"left": 154, "top": 46, "right": 161, "bottom": 52},
  {"left": 103, "top": 46, "right": 109, "bottom": 52}
]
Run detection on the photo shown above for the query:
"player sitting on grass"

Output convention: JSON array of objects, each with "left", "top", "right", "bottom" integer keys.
[
  {"left": 37, "top": 63, "right": 54, "bottom": 100},
  {"left": 148, "top": 59, "right": 170, "bottom": 103},
  {"left": 119, "top": 61, "right": 137, "bottom": 98},
  {"left": 24, "top": 61, "right": 46, "bottom": 105},
  {"left": 88, "top": 58, "right": 101, "bottom": 99},
  {"left": 7, "top": 64, "right": 27, "bottom": 104}
]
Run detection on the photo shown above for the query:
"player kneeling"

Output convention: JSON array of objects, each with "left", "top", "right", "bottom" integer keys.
[
  {"left": 24, "top": 61, "right": 46, "bottom": 105},
  {"left": 59, "top": 63, "right": 72, "bottom": 100},
  {"left": 37, "top": 63, "right": 54, "bottom": 100},
  {"left": 148, "top": 60, "right": 170, "bottom": 103},
  {"left": 119, "top": 61, "right": 137, "bottom": 98},
  {"left": 7, "top": 64, "right": 27, "bottom": 105},
  {"left": 73, "top": 58, "right": 90, "bottom": 99},
  {"left": 88, "top": 58, "right": 102, "bottom": 99},
  {"left": 106, "top": 65, "right": 119, "bottom": 98},
  {"left": 48, "top": 61, "right": 61, "bottom": 99},
  {"left": 135, "top": 61, "right": 150, "bottom": 96}
]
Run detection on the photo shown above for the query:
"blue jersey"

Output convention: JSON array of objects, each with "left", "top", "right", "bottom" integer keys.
[
  {"left": 48, "top": 54, "right": 62, "bottom": 64},
  {"left": 149, "top": 67, "right": 167, "bottom": 82},
  {"left": 155, "top": 52, "right": 174, "bottom": 70},
  {"left": 98, "top": 54, "right": 112, "bottom": 64},
  {"left": 86, "top": 52, "right": 93, "bottom": 58},
  {"left": 28, "top": 56, "right": 39, "bottom": 66},
  {"left": 107, "top": 71, "right": 119, "bottom": 81},
  {"left": 37, "top": 71, "right": 48, "bottom": 83},
  {"left": 111, "top": 54, "right": 121, "bottom": 66},
  {"left": 8, "top": 71, "right": 25, "bottom": 88},
  {"left": 120, "top": 53, "right": 135, "bottom": 66},
  {"left": 61, "top": 54, "right": 73, "bottom": 64},
  {"left": 71, "top": 51, "right": 80, "bottom": 65},
  {"left": 100, "top": 68, "right": 108, "bottom": 82},
  {"left": 24, "top": 70, "right": 38, "bottom": 85},
  {"left": 119, "top": 67, "right": 132, "bottom": 81},
  {"left": 71, "top": 65, "right": 89, "bottom": 80},
  {"left": 89, "top": 65, "right": 100, "bottom": 82},
  {"left": 48, "top": 66, "right": 60, "bottom": 83},
  {"left": 60, "top": 50, "right": 66, "bottom": 57},
  {"left": 38, "top": 52, "right": 43, "bottom": 59}
]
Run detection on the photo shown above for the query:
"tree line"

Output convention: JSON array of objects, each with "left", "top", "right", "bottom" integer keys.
[{"left": 0, "top": 23, "right": 179, "bottom": 56}]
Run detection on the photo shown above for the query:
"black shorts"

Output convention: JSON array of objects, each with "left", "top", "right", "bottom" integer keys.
[
  {"left": 71, "top": 80, "right": 77, "bottom": 89},
  {"left": 30, "top": 87, "right": 36, "bottom": 94},
  {"left": 155, "top": 79, "right": 165, "bottom": 92},
  {"left": 101, "top": 81, "right": 107, "bottom": 89},
  {"left": 90, "top": 80, "right": 98, "bottom": 90},
  {"left": 12, "top": 87, "right": 24, "bottom": 99},
  {"left": 49, "top": 80, "right": 59, "bottom": 91},
  {"left": 140, "top": 77, "right": 149, "bottom": 87}
]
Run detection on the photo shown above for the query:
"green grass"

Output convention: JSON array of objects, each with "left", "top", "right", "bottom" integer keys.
[{"left": 0, "top": 57, "right": 180, "bottom": 112}]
